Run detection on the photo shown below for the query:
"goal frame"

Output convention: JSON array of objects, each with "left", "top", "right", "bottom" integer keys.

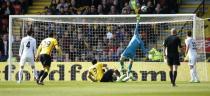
[{"left": 8, "top": 14, "right": 207, "bottom": 81}]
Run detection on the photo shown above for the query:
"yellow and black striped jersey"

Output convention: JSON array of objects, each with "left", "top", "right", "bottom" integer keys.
[
  {"left": 88, "top": 63, "right": 104, "bottom": 81},
  {"left": 39, "top": 37, "right": 58, "bottom": 55}
]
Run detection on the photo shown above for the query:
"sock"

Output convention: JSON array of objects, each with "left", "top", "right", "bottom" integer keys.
[
  {"left": 120, "top": 60, "right": 124, "bottom": 70},
  {"left": 40, "top": 72, "right": 48, "bottom": 82},
  {"left": 169, "top": 71, "right": 173, "bottom": 84},
  {"left": 33, "top": 68, "right": 38, "bottom": 80},
  {"left": 127, "top": 64, "right": 133, "bottom": 76},
  {"left": 38, "top": 70, "right": 44, "bottom": 80},
  {"left": 18, "top": 68, "right": 23, "bottom": 81},
  {"left": 173, "top": 71, "right": 177, "bottom": 84},
  {"left": 117, "top": 74, "right": 127, "bottom": 82},
  {"left": 193, "top": 66, "right": 199, "bottom": 81},
  {"left": 190, "top": 68, "right": 194, "bottom": 81}
]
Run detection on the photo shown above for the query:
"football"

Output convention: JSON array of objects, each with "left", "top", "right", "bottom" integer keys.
[{"left": 141, "top": 5, "right": 148, "bottom": 12}]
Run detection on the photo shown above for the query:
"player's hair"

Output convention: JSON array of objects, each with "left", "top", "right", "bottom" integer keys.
[
  {"left": 91, "top": 59, "right": 97, "bottom": 65},
  {"left": 27, "top": 28, "right": 33, "bottom": 36},
  {"left": 171, "top": 28, "right": 177, "bottom": 35},
  {"left": 114, "top": 69, "right": 120, "bottom": 77},
  {"left": 187, "top": 31, "right": 192, "bottom": 37},
  {"left": 49, "top": 32, "right": 55, "bottom": 37}
]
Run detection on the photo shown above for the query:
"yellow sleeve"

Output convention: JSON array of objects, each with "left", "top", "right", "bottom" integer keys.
[{"left": 53, "top": 38, "right": 58, "bottom": 46}]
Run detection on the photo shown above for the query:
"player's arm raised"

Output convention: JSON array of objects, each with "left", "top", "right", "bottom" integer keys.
[{"left": 134, "top": 14, "right": 140, "bottom": 35}]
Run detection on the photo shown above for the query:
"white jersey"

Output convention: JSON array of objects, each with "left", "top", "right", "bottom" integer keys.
[
  {"left": 185, "top": 37, "right": 197, "bottom": 58},
  {"left": 19, "top": 36, "right": 36, "bottom": 58}
]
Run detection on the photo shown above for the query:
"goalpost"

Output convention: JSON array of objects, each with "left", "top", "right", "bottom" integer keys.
[{"left": 8, "top": 14, "right": 207, "bottom": 81}]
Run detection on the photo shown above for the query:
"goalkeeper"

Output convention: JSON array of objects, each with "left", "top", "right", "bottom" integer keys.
[{"left": 118, "top": 14, "right": 147, "bottom": 81}]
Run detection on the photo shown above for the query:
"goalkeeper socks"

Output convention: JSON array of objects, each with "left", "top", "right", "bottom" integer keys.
[
  {"left": 128, "top": 64, "right": 133, "bottom": 76},
  {"left": 173, "top": 71, "right": 177, "bottom": 84},
  {"left": 169, "top": 71, "right": 173, "bottom": 84},
  {"left": 120, "top": 61, "right": 124, "bottom": 70},
  {"left": 38, "top": 70, "right": 44, "bottom": 80},
  {"left": 40, "top": 72, "right": 48, "bottom": 83}
]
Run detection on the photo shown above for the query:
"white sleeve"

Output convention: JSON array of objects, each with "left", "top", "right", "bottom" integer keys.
[
  {"left": 185, "top": 39, "right": 189, "bottom": 46},
  {"left": 19, "top": 39, "right": 24, "bottom": 57}
]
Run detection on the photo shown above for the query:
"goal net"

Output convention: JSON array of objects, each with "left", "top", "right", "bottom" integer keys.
[{"left": 8, "top": 14, "right": 207, "bottom": 81}]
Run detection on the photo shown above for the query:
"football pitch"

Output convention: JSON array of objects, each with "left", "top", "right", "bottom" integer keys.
[{"left": 0, "top": 81, "right": 210, "bottom": 96}]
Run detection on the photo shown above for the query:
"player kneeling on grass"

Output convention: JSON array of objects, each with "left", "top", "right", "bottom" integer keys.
[
  {"left": 88, "top": 59, "right": 120, "bottom": 82},
  {"left": 35, "top": 32, "right": 62, "bottom": 85}
]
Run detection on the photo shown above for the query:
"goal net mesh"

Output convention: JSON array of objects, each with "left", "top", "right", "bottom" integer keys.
[{"left": 9, "top": 15, "right": 207, "bottom": 81}]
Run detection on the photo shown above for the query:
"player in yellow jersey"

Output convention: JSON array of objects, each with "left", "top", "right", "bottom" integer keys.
[
  {"left": 88, "top": 59, "right": 120, "bottom": 82},
  {"left": 35, "top": 32, "right": 62, "bottom": 85}
]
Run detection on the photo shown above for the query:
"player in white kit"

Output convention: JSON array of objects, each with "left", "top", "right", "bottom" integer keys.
[
  {"left": 18, "top": 29, "right": 38, "bottom": 83},
  {"left": 185, "top": 31, "right": 200, "bottom": 83}
]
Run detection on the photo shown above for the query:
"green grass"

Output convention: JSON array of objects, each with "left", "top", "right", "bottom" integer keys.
[{"left": 0, "top": 81, "right": 210, "bottom": 96}]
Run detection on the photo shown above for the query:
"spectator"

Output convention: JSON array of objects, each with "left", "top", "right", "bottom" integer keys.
[
  {"left": 101, "top": 0, "right": 110, "bottom": 14},
  {"left": 4, "top": 1, "right": 14, "bottom": 15},
  {"left": 116, "top": 42, "right": 124, "bottom": 58},
  {"left": 87, "top": 5, "right": 98, "bottom": 15},
  {"left": 0, "top": 35, "right": 4, "bottom": 61},
  {"left": 0, "top": 33, "right": 9, "bottom": 61},
  {"left": 97, "top": 4, "right": 103, "bottom": 14},
  {"left": 154, "top": 3, "right": 164, "bottom": 14},
  {"left": 50, "top": 0, "right": 58, "bottom": 7},
  {"left": 109, "top": 5, "right": 118, "bottom": 14},
  {"left": 58, "top": 6, "right": 65, "bottom": 15},
  {"left": 20, "top": 0, "right": 29, "bottom": 14},
  {"left": 146, "top": 0, "right": 154, "bottom": 14},
  {"left": 115, "top": 26, "right": 125, "bottom": 43},
  {"left": 57, "top": 0, "right": 69, "bottom": 10},
  {"left": 50, "top": 4, "right": 59, "bottom": 15},
  {"left": 13, "top": 1, "right": 22, "bottom": 15},
  {"left": 68, "top": 45, "right": 77, "bottom": 61}
]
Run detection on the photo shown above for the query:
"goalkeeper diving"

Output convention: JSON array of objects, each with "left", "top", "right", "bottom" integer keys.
[{"left": 117, "top": 14, "right": 148, "bottom": 82}]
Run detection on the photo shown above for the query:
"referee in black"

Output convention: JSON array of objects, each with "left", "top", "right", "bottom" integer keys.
[{"left": 163, "top": 28, "right": 182, "bottom": 87}]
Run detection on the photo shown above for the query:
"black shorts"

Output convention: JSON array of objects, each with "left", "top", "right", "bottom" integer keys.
[
  {"left": 167, "top": 54, "right": 180, "bottom": 66},
  {"left": 40, "top": 54, "right": 52, "bottom": 67},
  {"left": 100, "top": 69, "right": 114, "bottom": 82}
]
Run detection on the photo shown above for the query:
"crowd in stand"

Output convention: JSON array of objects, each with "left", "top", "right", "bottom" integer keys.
[
  {"left": 0, "top": 0, "right": 179, "bottom": 62},
  {"left": 42, "top": 0, "right": 179, "bottom": 15},
  {"left": 0, "top": 0, "right": 33, "bottom": 61}
]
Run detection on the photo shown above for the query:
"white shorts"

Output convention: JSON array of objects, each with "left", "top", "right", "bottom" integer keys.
[
  {"left": 188, "top": 56, "right": 197, "bottom": 66},
  {"left": 19, "top": 57, "right": 35, "bottom": 66}
]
